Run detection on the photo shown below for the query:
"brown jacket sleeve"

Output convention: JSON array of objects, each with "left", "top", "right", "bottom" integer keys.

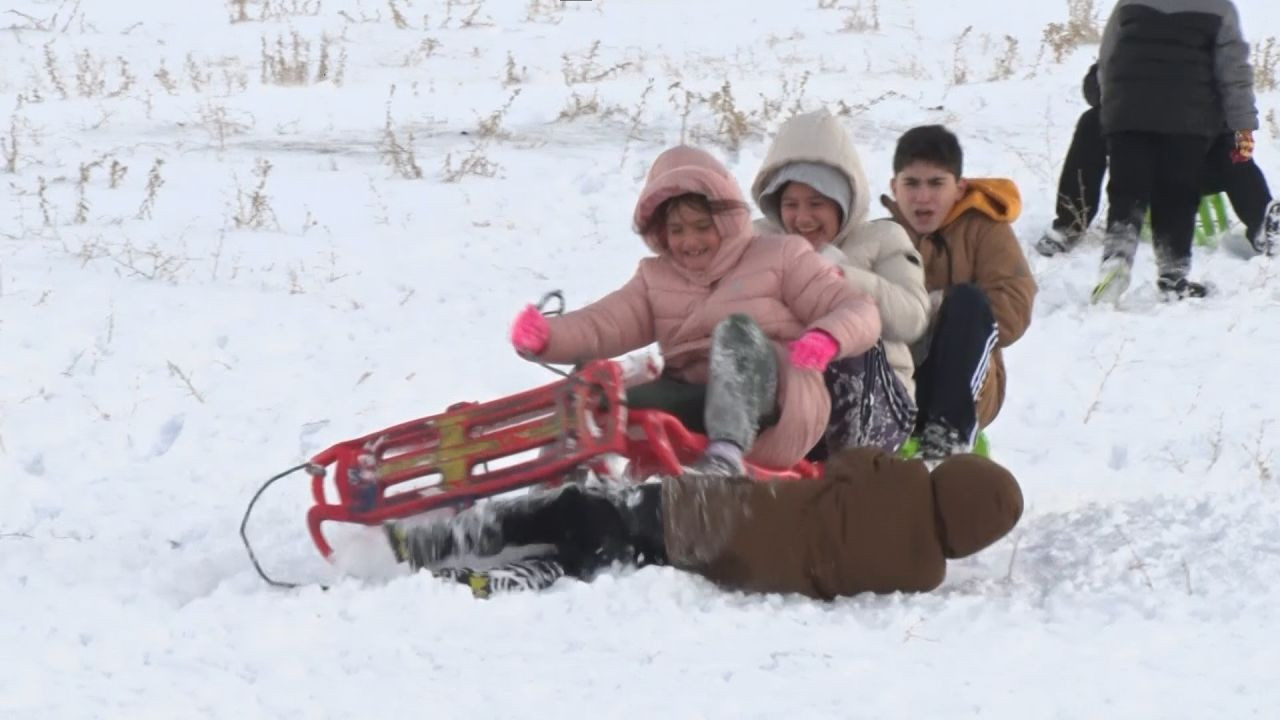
[
  {"left": 969, "top": 221, "right": 1036, "bottom": 348},
  {"left": 663, "top": 449, "right": 945, "bottom": 599},
  {"left": 778, "top": 237, "right": 882, "bottom": 358},
  {"left": 540, "top": 269, "right": 656, "bottom": 364},
  {"left": 662, "top": 448, "right": 1023, "bottom": 600}
]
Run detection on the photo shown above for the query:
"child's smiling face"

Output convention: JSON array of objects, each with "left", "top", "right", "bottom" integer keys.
[{"left": 664, "top": 202, "right": 722, "bottom": 272}]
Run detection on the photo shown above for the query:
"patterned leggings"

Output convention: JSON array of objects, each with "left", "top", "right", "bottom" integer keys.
[{"left": 807, "top": 341, "right": 917, "bottom": 461}]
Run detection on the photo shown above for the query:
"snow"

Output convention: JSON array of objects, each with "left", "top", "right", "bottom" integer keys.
[{"left": 3, "top": 0, "right": 1279, "bottom": 716}]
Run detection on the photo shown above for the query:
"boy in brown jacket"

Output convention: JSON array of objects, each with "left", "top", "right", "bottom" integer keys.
[
  {"left": 882, "top": 126, "right": 1037, "bottom": 460},
  {"left": 384, "top": 448, "right": 1024, "bottom": 600}
]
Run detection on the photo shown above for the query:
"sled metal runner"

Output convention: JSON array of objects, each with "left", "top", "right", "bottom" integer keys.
[{"left": 301, "top": 359, "right": 819, "bottom": 559}]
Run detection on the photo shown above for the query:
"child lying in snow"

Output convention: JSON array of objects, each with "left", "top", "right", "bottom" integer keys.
[{"left": 384, "top": 447, "right": 1024, "bottom": 599}]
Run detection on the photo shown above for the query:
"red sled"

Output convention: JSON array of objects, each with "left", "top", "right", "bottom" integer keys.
[{"left": 296, "top": 359, "right": 820, "bottom": 561}]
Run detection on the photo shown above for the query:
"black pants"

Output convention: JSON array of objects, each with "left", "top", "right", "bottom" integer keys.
[
  {"left": 1052, "top": 107, "right": 1108, "bottom": 235},
  {"left": 1104, "top": 132, "right": 1213, "bottom": 278},
  {"left": 494, "top": 483, "right": 666, "bottom": 577},
  {"left": 1202, "top": 132, "right": 1273, "bottom": 242},
  {"left": 418, "top": 483, "right": 667, "bottom": 595},
  {"left": 913, "top": 284, "right": 998, "bottom": 443},
  {"left": 1054, "top": 111, "right": 1273, "bottom": 242}
]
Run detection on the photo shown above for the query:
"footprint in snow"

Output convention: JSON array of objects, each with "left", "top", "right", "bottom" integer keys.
[{"left": 151, "top": 415, "right": 185, "bottom": 457}]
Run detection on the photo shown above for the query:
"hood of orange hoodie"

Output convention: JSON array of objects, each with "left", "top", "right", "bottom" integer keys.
[{"left": 940, "top": 178, "right": 1021, "bottom": 226}]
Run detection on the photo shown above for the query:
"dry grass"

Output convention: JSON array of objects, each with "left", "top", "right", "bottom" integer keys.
[
  {"left": 136, "top": 159, "right": 165, "bottom": 220},
  {"left": 229, "top": 0, "right": 321, "bottom": 23},
  {"left": 476, "top": 89, "right": 521, "bottom": 138},
  {"left": 3, "top": 114, "right": 20, "bottom": 174},
  {"left": 839, "top": 0, "right": 880, "bottom": 33},
  {"left": 232, "top": 158, "right": 280, "bottom": 230},
  {"left": 989, "top": 35, "right": 1020, "bottom": 81},
  {"left": 441, "top": 142, "right": 499, "bottom": 183},
  {"left": 379, "top": 85, "right": 423, "bottom": 179},
  {"left": 260, "top": 32, "right": 347, "bottom": 86},
  {"left": 562, "top": 41, "right": 635, "bottom": 85},
  {"left": 1253, "top": 37, "right": 1278, "bottom": 92},
  {"left": 1040, "top": 0, "right": 1101, "bottom": 64}
]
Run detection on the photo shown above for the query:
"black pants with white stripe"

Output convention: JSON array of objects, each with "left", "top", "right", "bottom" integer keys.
[{"left": 913, "top": 284, "right": 998, "bottom": 443}]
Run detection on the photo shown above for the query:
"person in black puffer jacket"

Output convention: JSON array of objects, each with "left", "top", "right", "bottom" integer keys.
[{"left": 1090, "top": 0, "right": 1260, "bottom": 302}]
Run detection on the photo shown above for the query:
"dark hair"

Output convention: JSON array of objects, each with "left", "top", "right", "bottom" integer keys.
[
  {"left": 641, "top": 192, "right": 748, "bottom": 239},
  {"left": 892, "top": 125, "right": 963, "bottom": 178}
]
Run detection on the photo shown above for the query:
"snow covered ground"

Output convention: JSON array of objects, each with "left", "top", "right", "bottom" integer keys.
[{"left": 3, "top": 0, "right": 1280, "bottom": 716}]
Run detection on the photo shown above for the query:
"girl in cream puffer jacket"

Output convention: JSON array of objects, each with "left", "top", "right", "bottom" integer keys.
[{"left": 752, "top": 109, "right": 928, "bottom": 455}]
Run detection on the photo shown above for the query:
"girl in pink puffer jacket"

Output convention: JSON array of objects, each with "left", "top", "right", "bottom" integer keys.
[{"left": 510, "top": 146, "right": 881, "bottom": 473}]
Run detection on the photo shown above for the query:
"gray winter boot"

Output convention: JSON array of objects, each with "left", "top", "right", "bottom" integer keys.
[
  {"left": 1091, "top": 223, "right": 1140, "bottom": 304},
  {"left": 684, "top": 440, "right": 747, "bottom": 477},
  {"left": 703, "top": 314, "right": 779, "bottom": 451}
]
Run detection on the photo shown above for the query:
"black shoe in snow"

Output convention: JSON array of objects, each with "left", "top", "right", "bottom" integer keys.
[
  {"left": 919, "top": 421, "right": 969, "bottom": 461},
  {"left": 1256, "top": 200, "right": 1280, "bottom": 256},
  {"left": 1035, "top": 227, "right": 1081, "bottom": 257},
  {"left": 434, "top": 558, "right": 568, "bottom": 598},
  {"left": 1157, "top": 274, "right": 1210, "bottom": 300}
]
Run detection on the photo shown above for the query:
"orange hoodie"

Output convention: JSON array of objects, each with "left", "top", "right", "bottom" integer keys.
[{"left": 881, "top": 178, "right": 1036, "bottom": 427}]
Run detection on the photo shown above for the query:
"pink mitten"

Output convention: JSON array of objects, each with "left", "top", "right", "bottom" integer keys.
[
  {"left": 788, "top": 330, "right": 839, "bottom": 371},
  {"left": 510, "top": 304, "right": 550, "bottom": 356}
]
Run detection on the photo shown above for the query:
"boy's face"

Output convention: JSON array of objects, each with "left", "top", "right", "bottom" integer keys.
[{"left": 890, "top": 161, "right": 967, "bottom": 235}]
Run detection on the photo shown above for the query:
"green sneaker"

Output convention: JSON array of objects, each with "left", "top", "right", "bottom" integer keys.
[
  {"left": 1091, "top": 256, "right": 1132, "bottom": 304},
  {"left": 973, "top": 431, "right": 991, "bottom": 458},
  {"left": 897, "top": 431, "right": 990, "bottom": 459}
]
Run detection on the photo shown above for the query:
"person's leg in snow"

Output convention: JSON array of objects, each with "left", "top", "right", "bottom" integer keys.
[
  {"left": 1203, "top": 132, "right": 1273, "bottom": 250},
  {"left": 623, "top": 314, "right": 779, "bottom": 477},
  {"left": 808, "top": 341, "right": 916, "bottom": 461},
  {"left": 385, "top": 482, "right": 666, "bottom": 594},
  {"left": 1149, "top": 134, "right": 1213, "bottom": 299},
  {"left": 1093, "top": 131, "right": 1153, "bottom": 303},
  {"left": 1038, "top": 107, "right": 1107, "bottom": 257},
  {"left": 386, "top": 448, "right": 1025, "bottom": 600},
  {"left": 912, "top": 284, "right": 997, "bottom": 460},
  {"left": 625, "top": 377, "right": 707, "bottom": 434},
  {"left": 688, "top": 313, "right": 780, "bottom": 476}
]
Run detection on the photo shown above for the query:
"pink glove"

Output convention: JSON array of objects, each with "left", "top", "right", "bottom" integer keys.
[
  {"left": 788, "top": 330, "right": 839, "bottom": 371},
  {"left": 510, "top": 304, "right": 550, "bottom": 356}
]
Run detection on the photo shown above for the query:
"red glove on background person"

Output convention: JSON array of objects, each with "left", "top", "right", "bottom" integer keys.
[
  {"left": 1231, "top": 129, "right": 1255, "bottom": 164},
  {"left": 510, "top": 305, "right": 550, "bottom": 356},
  {"left": 788, "top": 330, "right": 839, "bottom": 371}
]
